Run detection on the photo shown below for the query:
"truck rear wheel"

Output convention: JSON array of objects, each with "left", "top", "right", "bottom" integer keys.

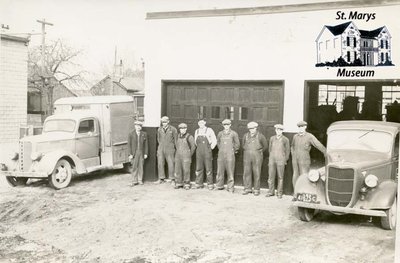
[
  {"left": 381, "top": 197, "right": 396, "bottom": 230},
  {"left": 5, "top": 177, "right": 28, "bottom": 187},
  {"left": 48, "top": 159, "right": 72, "bottom": 190},
  {"left": 298, "top": 207, "right": 315, "bottom": 222}
]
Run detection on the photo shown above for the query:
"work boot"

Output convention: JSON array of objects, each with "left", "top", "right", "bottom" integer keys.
[
  {"left": 253, "top": 191, "right": 260, "bottom": 196},
  {"left": 277, "top": 195, "right": 283, "bottom": 199},
  {"left": 215, "top": 186, "right": 224, "bottom": 190},
  {"left": 194, "top": 184, "right": 204, "bottom": 189},
  {"left": 184, "top": 185, "right": 191, "bottom": 190},
  {"left": 130, "top": 182, "right": 138, "bottom": 187},
  {"left": 242, "top": 190, "right": 252, "bottom": 195},
  {"left": 174, "top": 184, "right": 183, "bottom": 189},
  {"left": 171, "top": 180, "right": 176, "bottom": 187},
  {"left": 138, "top": 181, "right": 144, "bottom": 185},
  {"left": 154, "top": 179, "right": 165, "bottom": 184},
  {"left": 265, "top": 191, "right": 274, "bottom": 197},
  {"left": 207, "top": 184, "right": 214, "bottom": 190}
]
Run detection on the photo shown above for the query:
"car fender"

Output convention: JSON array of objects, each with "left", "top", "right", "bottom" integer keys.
[
  {"left": 362, "top": 180, "right": 397, "bottom": 210},
  {"left": 294, "top": 174, "right": 327, "bottom": 204},
  {"left": 35, "top": 150, "right": 86, "bottom": 175}
]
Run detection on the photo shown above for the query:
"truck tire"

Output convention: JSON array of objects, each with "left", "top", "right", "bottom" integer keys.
[
  {"left": 5, "top": 177, "right": 28, "bottom": 187},
  {"left": 48, "top": 159, "right": 72, "bottom": 190},
  {"left": 381, "top": 197, "right": 397, "bottom": 230},
  {"left": 298, "top": 207, "right": 315, "bottom": 222}
]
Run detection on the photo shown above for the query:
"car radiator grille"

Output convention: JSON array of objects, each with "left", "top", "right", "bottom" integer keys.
[
  {"left": 19, "top": 141, "right": 32, "bottom": 172},
  {"left": 327, "top": 167, "right": 354, "bottom": 207}
]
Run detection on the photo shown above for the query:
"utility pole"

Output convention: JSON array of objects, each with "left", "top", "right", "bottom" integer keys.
[{"left": 36, "top": 19, "right": 53, "bottom": 76}]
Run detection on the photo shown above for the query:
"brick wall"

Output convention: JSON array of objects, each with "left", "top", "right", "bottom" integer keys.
[{"left": 0, "top": 35, "right": 29, "bottom": 145}]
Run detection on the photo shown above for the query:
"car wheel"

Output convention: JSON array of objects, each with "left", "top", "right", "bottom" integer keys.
[
  {"left": 5, "top": 177, "right": 28, "bottom": 187},
  {"left": 298, "top": 207, "right": 315, "bottom": 222},
  {"left": 381, "top": 197, "right": 397, "bottom": 230},
  {"left": 48, "top": 159, "right": 72, "bottom": 190}
]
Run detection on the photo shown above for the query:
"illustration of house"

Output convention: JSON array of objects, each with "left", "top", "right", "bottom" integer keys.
[{"left": 316, "top": 21, "right": 392, "bottom": 66}]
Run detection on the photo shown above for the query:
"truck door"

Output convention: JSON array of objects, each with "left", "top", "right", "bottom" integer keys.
[{"left": 76, "top": 118, "right": 100, "bottom": 160}]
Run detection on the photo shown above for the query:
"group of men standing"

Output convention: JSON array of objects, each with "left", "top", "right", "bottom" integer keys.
[{"left": 128, "top": 116, "right": 326, "bottom": 199}]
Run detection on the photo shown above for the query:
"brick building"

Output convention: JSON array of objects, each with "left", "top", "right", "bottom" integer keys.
[{"left": 0, "top": 34, "right": 30, "bottom": 145}]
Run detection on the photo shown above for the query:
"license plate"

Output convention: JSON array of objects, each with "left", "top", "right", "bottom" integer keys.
[{"left": 296, "top": 193, "right": 318, "bottom": 203}]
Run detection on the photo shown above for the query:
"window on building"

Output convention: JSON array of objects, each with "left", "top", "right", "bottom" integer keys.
[
  {"left": 134, "top": 96, "right": 144, "bottom": 117},
  {"left": 211, "top": 106, "right": 220, "bottom": 119},
  {"left": 78, "top": 119, "right": 95, "bottom": 134},
  {"left": 224, "top": 106, "right": 234, "bottom": 120},
  {"left": 27, "top": 91, "right": 42, "bottom": 114},
  {"left": 386, "top": 40, "right": 389, "bottom": 49},
  {"left": 353, "top": 37, "right": 356, "bottom": 48},
  {"left": 198, "top": 106, "right": 206, "bottom": 119},
  {"left": 382, "top": 86, "right": 400, "bottom": 115},
  {"left": 239, "top": 107, "right": 248, "bottom": 120},
  {"left": 386, "top": 53, "right": 389, "bottom": 62},
  {"left": 318, "top": 85, "right": 365, "bottom": 113},
  {"left": 354, "top": 51, "right": 357, "bottom": 60},
  {"left": 381, "top": 52, "right": 384, "bottom": 62},
  {"left": 347, "top": 51, "right": 351, "bottom": 62},
  {"left": 381, "top": 40, "right": 384, "bottom": 48}
]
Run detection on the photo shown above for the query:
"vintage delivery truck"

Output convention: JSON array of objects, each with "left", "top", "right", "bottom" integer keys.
[{"left": 0, "top": 96, "right": 135, "bottom": 189}]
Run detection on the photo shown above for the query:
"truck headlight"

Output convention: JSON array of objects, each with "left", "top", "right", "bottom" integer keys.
[
  {"left": 308, "top": 169, "right": 320, "bottom": 182},
  {"left": 11, "top": 152, "right": 19, "bottom": 161},
  {"left": 365, "top": 174, "right": 378, "bottom": 188},
  {"left": 31, "top": 152, "right": 43, "bottom": 162}
]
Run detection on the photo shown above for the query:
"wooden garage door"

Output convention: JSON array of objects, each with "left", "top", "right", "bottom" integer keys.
[{"left": 163, "top": 80, "right": 284, "bottom": 187}]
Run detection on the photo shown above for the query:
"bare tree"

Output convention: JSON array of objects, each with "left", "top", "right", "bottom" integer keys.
[{"left": 28, "top": 39, "right": 87, "bottom": 116}]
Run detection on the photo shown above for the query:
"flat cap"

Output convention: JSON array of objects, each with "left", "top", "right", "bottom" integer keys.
[
  {"left": 198, "top": 119, "right": 206, "bottom": 125},
  {"left": 161, "top": 116, "right": 170, "bottom": 122},
  {"left": 297, "top": 121, "right": 307, "bottom": 127},
  {"left": 222, "top": 119, "right": 232, "bottom": 125},
  {"left": 134, "top": 121, "right": 143, "bottom": 126},
  {"left": 274, "top": 124, "right": 284, "bottom": 130},
  {"left": 178, "top": 123, "right": 187, "bottom": 129},
  {"left": 247, "top": 121, "right": 258, "bottom": 129}
]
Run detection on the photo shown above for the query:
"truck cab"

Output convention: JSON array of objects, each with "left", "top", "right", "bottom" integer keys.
[{"left": 1, "top": 96, "right": 136, "bottom": 189}]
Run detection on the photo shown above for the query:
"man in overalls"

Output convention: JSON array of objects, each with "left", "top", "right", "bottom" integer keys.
[
  {"left": 194, "top": 119, "right": 217, "bottom": 190},
  {"left": 242, "top": 121, "right": 268, "bottom": 196},
  {"left": 156, "top": 116, "right": 178, "bottom": 184},
  {"left": 174, "top": 123, "right": 196, "bottom": 190},
  {"left": 266, "top": 124, "right": 290, "bottom": 199},
  {"left": 128, "top": 121, "right": 148, "bottom": 186},
  {"left": 216, "top": 119, "right": 240, "bottom": 192},
  {"left": 291, "top": 120, "right": 326, "bottom": 189}
]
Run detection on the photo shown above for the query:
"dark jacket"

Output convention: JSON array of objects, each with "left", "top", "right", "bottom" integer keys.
[{"left": 128, "top": 130, "right": 149, "bottom": 157}]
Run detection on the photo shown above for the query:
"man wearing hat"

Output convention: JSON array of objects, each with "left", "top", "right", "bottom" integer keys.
[
  {"left": 128, "top": 120, "right": 148, "bottom": 186},
  {"left": 242, "top": 121, "right": 268, "bottom": 196},
  {"left": 291, "top": 120, "right": 326, "bottom": 189},
  {"left": 156, "top": 116, "right": 178, "bottom": 184},
  {"left": 194, "top": 118, "right": 217, "bottom": 190},
  {"left": 216, "top": 119, "right": 240, "bottom": 192},
  {"left": 266, "top": 124, "right": 290, "bottom": 199},
  {"left": 174, "top": 123, "right": 196, "bottom": 190}
]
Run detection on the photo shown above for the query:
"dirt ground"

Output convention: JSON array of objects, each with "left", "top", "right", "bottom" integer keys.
[{"left": 0, "top": 169, "right": 395, "bottom": 263}]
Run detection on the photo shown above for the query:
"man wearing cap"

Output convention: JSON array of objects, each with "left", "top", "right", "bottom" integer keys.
[
  {"left": 266, "top": 124, "right": 290, "bottom": 199},
  {"left": 242, "top": 121, "right": 268, "bottom": 196},
  {"left": 156, "top": 116, "right": 178, "bottom": 184},
  {"left": 216, "top": 119, "right": 240, "bottom": 192},
  {"left": 194, "top": 119, "right": 217, "bottom": 190},
  {"left": 291, "top": 121, "right": 326, "bottom": 189},
  {"left": 128, "top": 121, "right": 148, "bottom": 186},
  {"left": 174, "top": 123, "right": 196, "bottom": 190}
]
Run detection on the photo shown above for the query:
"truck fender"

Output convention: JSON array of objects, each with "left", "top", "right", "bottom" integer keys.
[
  {"left": 36, "top": 150, "right": 86, "bottom": 175},
  {"left": 294, "top": 174, "right": 327, "bottom": 204},
  {"left": 363, "top": 180, "right": 397, "bottom": 210}
]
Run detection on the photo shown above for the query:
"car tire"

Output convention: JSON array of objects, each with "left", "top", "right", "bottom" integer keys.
[
  {"left": 298, "top": 207, "right": 315, "bottom": 222},
  {"left": 5, "top": 177, "right": 28, "bottom": 187},
  {"left": 381, "top": 197, "right": 397, "bottom": 230},
  {"left": 48, "top": 159, "right": 72, "bottom": 190}
]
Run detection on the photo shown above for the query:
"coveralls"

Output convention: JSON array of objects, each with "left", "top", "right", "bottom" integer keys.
[
  {"left": 291, "top": 132, "right": 326, "bottom": 187},
  {"left": 174, "top": 133, "right": 196, "bottom": 188},
  {"left": 128, "top": 130, "right": 148, "bottom": 184},
  {"left": 157, "top": 125, "right": 178, "bottom": 180},
  {"left": 268, "top": 135, "right": 290, "bottom": 196},
  {"left": 195, "top": 127, "right": 217, "bottom": 188},
  {"left": 242, "top": 131, "right": 268, "bottom": 194},
  {"left": 216, "top": 130, "right": 240, "bottom": 191}
]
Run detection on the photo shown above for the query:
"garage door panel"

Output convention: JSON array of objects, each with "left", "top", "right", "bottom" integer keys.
[
  {"left": 184, "top": 87, "right": 197, "bottom": 102},
  {"left": 184, "top": 105, "right": 197, "bottom": 119},
  {"left": 198, "top": 88, "right": 208, "bottom": 102}
]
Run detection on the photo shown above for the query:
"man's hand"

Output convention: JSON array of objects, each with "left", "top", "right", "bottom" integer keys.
[
  {"left": 144, "top": 154, "right": 148, "bottom": 159},
  {"left": 129, "top": 155, "right": 133, "bottom": 161}
]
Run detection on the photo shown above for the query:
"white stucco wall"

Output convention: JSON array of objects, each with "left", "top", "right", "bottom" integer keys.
[{"left": 144, "top": 5, "right": 400, "bottom": 132}]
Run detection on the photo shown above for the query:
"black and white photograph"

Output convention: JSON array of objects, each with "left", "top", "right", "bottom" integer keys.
[{"left": 0, "top": 0, "right": 399, "bottom": 262}]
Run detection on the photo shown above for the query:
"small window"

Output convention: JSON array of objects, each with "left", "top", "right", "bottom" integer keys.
[
  {"left": 224, "top": 106, "right": 234, "bottom": 120},
  {"left": 239, "top": 107, "right": 248, "bottom": 120},
  {"left": 211, "top": 106, "right": 220, "bottom": 119},
  {"left": 198, "top": 106, "right": 206, "bottom": 119},
  {"left": 346, "top": 37, "right": 350, "bottom": 46},
  {"left": 78, "top": 119, "right": 95, "bottom": 134}
]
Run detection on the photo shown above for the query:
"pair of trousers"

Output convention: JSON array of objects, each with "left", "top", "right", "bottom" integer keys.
[
  {"left": 268, "top": 162, "right": 285, "bottom": 196},
  {"left": 157, "top": 148, "right": 175, "bottom": 180},
  {"left": 195, "top": 150, "right": 213, "bottom": 185},
  {"left": 243, "top": 150, "right": 263, "bottom": 192},
  {"left": 175, "top": 156, "right": 191, "bottom": 186},
  {"left": 131, "top": 153, "right": 144, "bottom": 183},
  {"left": 216, "top": 153, "right": 235, "bottom": 190},
  {"left": 292, "top": 157, "right": 310, "bottom": 189}
]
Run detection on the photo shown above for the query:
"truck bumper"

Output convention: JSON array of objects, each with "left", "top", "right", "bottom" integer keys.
[
  {"left": 292, "top": 201, "right": 387, "bottom": 217},
  {"left": 0, "top": 170, "right": 47, "bottom": 178}
]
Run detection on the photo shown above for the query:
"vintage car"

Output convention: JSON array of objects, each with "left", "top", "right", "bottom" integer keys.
[{"left": 292, "top": 121, "right": 399, "bottom": 230}]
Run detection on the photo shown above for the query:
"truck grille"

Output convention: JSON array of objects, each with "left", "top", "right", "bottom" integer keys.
[
  {"left": 327, "top": 167, "right": 354, "bottom": 207},
  {"left": 19, "top": 141, "right": 32, "bottom": 171}
]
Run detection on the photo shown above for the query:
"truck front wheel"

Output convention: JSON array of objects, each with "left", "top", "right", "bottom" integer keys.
[
  {"left": 5, "top": 177, "right": 28, "bottom": 187},
  {"left": 298, "top": 207, "right": 315, "bottom": 222},
  {"left": 48, "top": 159, "right": 72, "bottom": 190},
  {"left": 381, "top": 197, "right": 397, "bottom": 230}
]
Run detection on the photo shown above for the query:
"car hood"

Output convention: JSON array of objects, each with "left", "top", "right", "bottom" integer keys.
[
  {"left": 20, "top": 132, "right": 75, "bottom": 143},
  {"left": 328, "top": 150, "right": 389, "bottom": 168}
]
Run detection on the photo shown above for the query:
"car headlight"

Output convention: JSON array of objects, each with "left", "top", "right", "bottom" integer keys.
[
  {"left": 365, "top": 174, "right": 378, "bottom": 188},
  {"left": 31, "top": 152, "right": 43, "bottom": 162},
  {"left": 308, "top": 169, "right": 320, "bottom": 182}
]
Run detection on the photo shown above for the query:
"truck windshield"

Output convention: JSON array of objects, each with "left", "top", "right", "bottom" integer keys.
[
  {"left": 43, "top": 120, "right": 75, "bottom": 133},
  {"left": 328, "top": 129, "right": 392, "bottom": 153}
]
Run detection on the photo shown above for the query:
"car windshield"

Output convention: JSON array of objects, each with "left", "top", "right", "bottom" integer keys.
[
  {"left": 43, "top": 119, "right": 75, "bottom": 133},
  {"left": 328, "top": 129, "right": 393, "bottom": 153}
]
